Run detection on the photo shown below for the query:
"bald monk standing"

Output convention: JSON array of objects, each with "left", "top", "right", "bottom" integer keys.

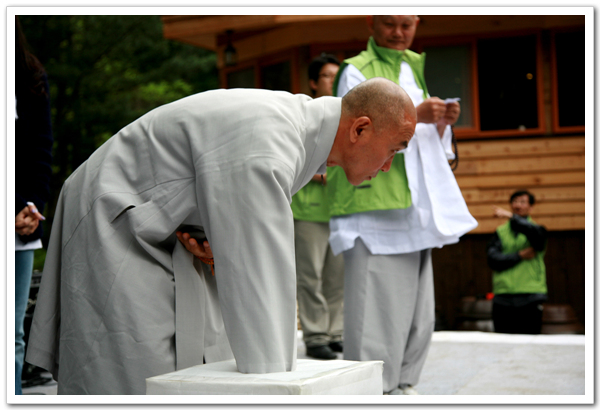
[{"left": 27, "top": 78, "right": 416, "bottom": 394}]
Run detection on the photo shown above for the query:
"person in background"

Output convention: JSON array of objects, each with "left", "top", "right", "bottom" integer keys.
[
  {"left": 487, "top": 190, "right": 548, "bottom": 334},
  {"left": 328, "top": 15, "right": 477, "bottom": 394},
  {"left": 15, "top": 16, "right": 53, "bottom": 395},
  {"left": 292, "top": 54, "right": 344, "bottom": 360}
]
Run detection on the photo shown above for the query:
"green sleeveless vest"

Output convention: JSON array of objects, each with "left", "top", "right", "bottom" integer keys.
[
  {"left": 291, "top": 180, "right": 330, "bottom": 223},
  {"left": 492, "top": 218, "right": 547, "bottom": 295},
  {"left": 327, "top": 37, "right": 428, "bottom": 217}
]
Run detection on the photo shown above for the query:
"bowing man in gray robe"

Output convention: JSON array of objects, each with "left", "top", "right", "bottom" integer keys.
[{"left": 26, "top": 78, "right": 417, "bottom": 394}]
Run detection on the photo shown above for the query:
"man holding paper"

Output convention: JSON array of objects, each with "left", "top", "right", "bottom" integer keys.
[{"left": 327, "top": 15, "right": 477, "bottom": 394}]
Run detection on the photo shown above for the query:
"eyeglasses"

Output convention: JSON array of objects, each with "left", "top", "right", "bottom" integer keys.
[{"left": 319, "top": 73, "right": 337, "bottom": 79}]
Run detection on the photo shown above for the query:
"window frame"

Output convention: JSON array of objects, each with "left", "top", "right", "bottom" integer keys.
[
  {"left": 550, "top": 27, "right": 586, "bottom": 134},
  {"left": 309, "top": 41, "right": 367, "bottom": 65},
  {"left": 220, "top": 49, "right": 300, "bottom": 93},
  {"left": 416, "top": 30, "right": 547, "bottom": 140}
]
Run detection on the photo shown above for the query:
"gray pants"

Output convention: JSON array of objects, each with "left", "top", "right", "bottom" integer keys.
[
  {"left": 294, "top": 220, "right": 344, "bottom": 347},
  {"left": 343, "top": 238, "right": 435, "bottom": 392}
]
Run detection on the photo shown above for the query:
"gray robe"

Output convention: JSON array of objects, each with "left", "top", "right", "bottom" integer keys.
[{"left": 25, "top": 89, "right": 342, "bottom": 394}]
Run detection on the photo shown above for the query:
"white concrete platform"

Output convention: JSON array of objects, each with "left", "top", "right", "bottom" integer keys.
[
  {"left": 22, "top": 330, "right": 587, "bottom": 399},
  {"left": 146, "top": 359, "right": 383, "bottom": 395}
]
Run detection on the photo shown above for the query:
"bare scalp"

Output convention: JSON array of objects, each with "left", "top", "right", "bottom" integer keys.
[{"left": 341, "top": 77, "right": 416, "bottom": 134}]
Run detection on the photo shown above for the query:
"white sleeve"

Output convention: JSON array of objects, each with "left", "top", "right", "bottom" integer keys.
[{"left": 336, "top": 64, "right": 367, "bottom": 97}]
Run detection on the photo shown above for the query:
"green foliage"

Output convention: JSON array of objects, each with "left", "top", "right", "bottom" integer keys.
[
  {"left": 33, "top": 248, "right": 47, "bottom": 272},
  {"left": 18, "top": 15, "right": 219, "bottom": 243}
]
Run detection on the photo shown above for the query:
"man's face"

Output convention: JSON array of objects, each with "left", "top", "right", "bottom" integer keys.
[
  {"left": 310, "top": 63, "right": 339, "bottom": 98},
  {"left": 368, "top": 15, "right": 419, "bottom": 51},
  {"left": 510, "top": 194, "right": 532, "bottom": 217},
  {"left": 342, "top": 119, "right": 414, "bottom": 186}
]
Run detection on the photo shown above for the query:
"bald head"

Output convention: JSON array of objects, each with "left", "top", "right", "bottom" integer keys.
[
  {"left": 329, "top": 77, "right": 417, "bottom": 186},
  {"left": 342, "top": 77, "right": 416, "bottom": 134}
]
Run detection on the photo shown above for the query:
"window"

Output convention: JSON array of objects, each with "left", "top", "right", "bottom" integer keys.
[
  {"left": 421, "top": 32, "right": 547, "bottom": 139},
  {"left": 222, "top": 51, "right": 296, "bottom": 92},
  {"left": 552, "top": 29, "right": 585, "bottom": 132},
  {"left": 477, "top": 35, "right": 540, "bottom": 132},
  {"left": 227, "top": 67, "right": 255, "bottom": 89},
  {"left": 424, "top": 44, "right": 473, "bottom": 128},
  {"left": 261, "top": 61, "right": 291, "bottom": 92}
]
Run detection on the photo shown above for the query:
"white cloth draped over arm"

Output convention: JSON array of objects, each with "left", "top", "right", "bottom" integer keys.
[
  {"left": 195, "top": 156, "right": 298, "bottom": 374},
  {"left": 439, "top": 124, "right": 456, "bottom": 160}
]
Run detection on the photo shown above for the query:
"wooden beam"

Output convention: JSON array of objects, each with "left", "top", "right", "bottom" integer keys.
[
  {"left": 454, "top": 154, "right": 585, "bottom": 176},
  {"left": 467, "top": 201, "right": 585, "bottom": 219},
  {"left": 416, "top": 15, "right": 585, "bottom": 39},
  {"left": 455, "top": 170, "right": 584, "bottom": 189},
  {"left": 472, "top": 214, "right": 585, "bottom": 233},
  {"left": 458, "top": 136, "right": 585, "bottom": 159},
  {"left": 162, "top": 15, "right": 363, "bottom": 38},
  {"left": 462, "top": 186, "right": 585, "bottom": 204},
  {"left": 224, "top": 19, "right": 369, "bottom": 65}
]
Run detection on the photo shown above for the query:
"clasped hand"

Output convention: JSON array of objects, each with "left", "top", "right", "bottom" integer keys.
[
  {"left": 15, "top": 203, "right": 44, "bottom": 236},
  {"left": 176, "top": 231, "right": 214, "bottom": 259},
  {"left": 416, "top": 98, "right": 460, "bottom": 126}
]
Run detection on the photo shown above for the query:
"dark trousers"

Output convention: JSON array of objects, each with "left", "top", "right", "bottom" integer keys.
[{"left": 492, "top": 301, "right": 543, "bottom": 334}]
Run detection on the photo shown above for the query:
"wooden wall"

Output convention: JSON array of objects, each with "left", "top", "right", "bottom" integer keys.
[
  {"left": 455, "top": 135, "right": 585, "bottom": 233},
  {"left": 432, "top": 230, "right": 586, "bottom": 332},
  {"left": 433, "top": 134, "right": 586, "bottom": 332}
]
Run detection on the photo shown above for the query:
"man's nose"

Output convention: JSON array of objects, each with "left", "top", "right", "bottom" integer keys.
[{"left": 381, "top": 155, "right": 394, "bottom": 172}]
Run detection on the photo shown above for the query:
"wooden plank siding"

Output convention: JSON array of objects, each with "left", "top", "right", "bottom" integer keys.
[
  {"left": 455, "top": 135, "right": 585, "bottom": 233},
  {"left": 431, "top": 230, "right": 586, "bottom": 331},
  {"left": 432, "top": 134, "right": 587, "bottom": 332}
]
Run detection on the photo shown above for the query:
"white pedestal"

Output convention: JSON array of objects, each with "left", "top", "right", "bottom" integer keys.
[{"left": 146, "top": 359, "right": 383, "bottom": 395}]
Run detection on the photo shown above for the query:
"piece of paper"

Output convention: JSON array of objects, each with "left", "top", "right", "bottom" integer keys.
[{"left": 444, "top": 97, "right": 461, "bottom": 104}]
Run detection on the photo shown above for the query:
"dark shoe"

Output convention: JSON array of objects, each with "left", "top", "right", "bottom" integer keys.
[
  {"left": 329, "top": 341, "right": 343, "bottom": 352},
  {"left": 306, "top": 344, "right": 337, "bottom": 360}
]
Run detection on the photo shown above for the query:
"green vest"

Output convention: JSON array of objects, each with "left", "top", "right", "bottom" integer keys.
[
  {"left": 327, "top": 37, "right": 428, "bottom": 217},
  {"left": 291, "top": 180, "right": 330, "bottom": 223},
  {"left": 492, "top": 218, "right": 547, "bottom": 295}
]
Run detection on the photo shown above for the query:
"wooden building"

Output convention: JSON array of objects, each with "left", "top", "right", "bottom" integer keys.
[{"left": 162, "top": 14, "right": 587, "bottom": 331}]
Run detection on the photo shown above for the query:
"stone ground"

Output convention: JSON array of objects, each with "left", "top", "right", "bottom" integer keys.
[{"left": 22, "top": 331, "right": 587, "bottom": 398}]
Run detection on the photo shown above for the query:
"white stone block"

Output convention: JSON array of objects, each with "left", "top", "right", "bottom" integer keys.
[{"left": 146, "top": 359, "right": 383, "bottom": 395}]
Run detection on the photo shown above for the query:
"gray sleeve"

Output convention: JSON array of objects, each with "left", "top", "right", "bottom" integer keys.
[{"left": 196, "top": 157, "right": 297, "bottom": 374}]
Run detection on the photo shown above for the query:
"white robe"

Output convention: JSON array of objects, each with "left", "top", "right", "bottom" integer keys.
[
  {"left": 25, "top": 89, "right": 342, "bottom": 394},
  {"left": 330, "top": 63, "right": 477, "bottom": 256}
]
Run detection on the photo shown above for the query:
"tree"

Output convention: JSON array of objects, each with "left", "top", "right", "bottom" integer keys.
[{"left": 18, "top": 15, "right": 219, "bottom": 250}]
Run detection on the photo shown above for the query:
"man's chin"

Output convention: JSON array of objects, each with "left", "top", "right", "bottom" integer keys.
[{"left": 349, "top": 176, "right": 372, "bottom": 186}]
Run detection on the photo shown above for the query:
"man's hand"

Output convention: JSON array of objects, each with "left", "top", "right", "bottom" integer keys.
[
  {"left": 493, "top": 206, "right": 513, "bottom": 219},
  {"left": 435, "top": 101, "right": 461, "bottom": 137},
  {"left": 176, "top": 231, "right": 214, "bottom": 259},
  {"left": 518, "top": 247, "right": 536, "bottom": 260},
  {"left": 416, "top": 97, "right": 447, "bottom": 124},
  {"left": 438, "top": 101, "right": 461, "bottom": 127},
  {"left": 15, "top": 204, "right": 44, "bottom": 236}
]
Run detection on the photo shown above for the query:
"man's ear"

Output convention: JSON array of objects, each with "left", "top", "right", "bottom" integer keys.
[
  {"left": 309, "top": 79, "right": 318, "bottom": 93},
  {"left": 350, "top": 116, "right": 372, "bottom": 143}
]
